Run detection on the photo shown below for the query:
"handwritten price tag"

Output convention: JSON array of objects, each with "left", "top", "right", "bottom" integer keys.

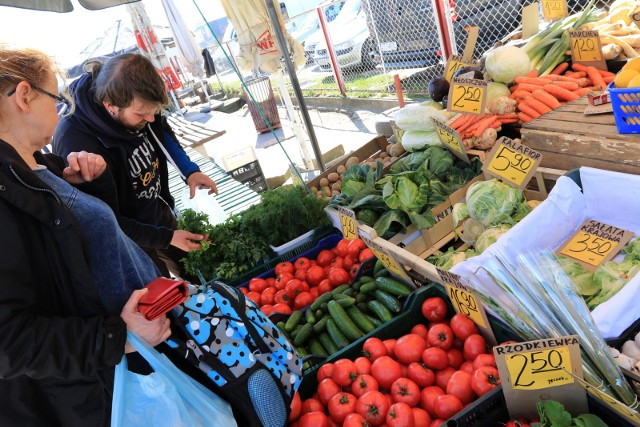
[
  {"left": 432, "top": 118, "right": 470, "bottom": 163},
  {"left": 444, "top": 55, "right": 476, "bottom": 83},
  {"left": 483, "top": 137, "right": 542, "bottom": 189},
  {"left": 569, "top": 30, "right": 606, "bottom": 71},
  {"left": 447, "top": 77, "right": 487, "bottom": 116},
  {"left": 506, "top": 347, "right": 573, "bottom": 390},
  {"left": 337, "top": 206, "right": 357, "bottom": 240},
  {"left": 359, "top": 230, "right": 412, "bottom": 283},
  {"left": 558, "top": 219, "right": 633, "bottom": 269},
  {"left": 541, "top": 0, "right": 568, "bottom": 21},
  {"left": 437, "top": 268, "right": 489, "bottom": 329}
]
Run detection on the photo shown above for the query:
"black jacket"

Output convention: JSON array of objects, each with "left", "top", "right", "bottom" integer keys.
[
  {"left": 52, "top": 73, "right": 199, "bottom": 249},
  {"left": 0, "top": 140, "right": 127, "bottom": 427}
]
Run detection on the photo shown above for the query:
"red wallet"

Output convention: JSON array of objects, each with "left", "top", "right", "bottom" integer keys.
[{"left": 138, "top": 277, "right": 189, "bottom": 321}]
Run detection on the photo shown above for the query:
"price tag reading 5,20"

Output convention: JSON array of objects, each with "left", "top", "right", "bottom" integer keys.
[
  {"left": 483, "top": 137, "right": 542, "bottom": 189},
  {"left": 447, "top": 77, "right": 487, "bottom": 116}
]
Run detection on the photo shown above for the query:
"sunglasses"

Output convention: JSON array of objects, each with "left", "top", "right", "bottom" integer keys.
[{"left": 6, "top": 84, "right": 70, "bottom": 106}]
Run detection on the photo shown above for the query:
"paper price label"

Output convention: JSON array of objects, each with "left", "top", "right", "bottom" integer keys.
[
  {"left": 633, "top": 8, "right": 640, "bottom": 29},
  {"left": 541, "top": 0, "right": 568, "bottom": 21},
  {"left": 483, "top": 137, "right": 542, "bottom": 189},
  {"left": 337, "top": 206, "right": 357, "bottom": 240},
  {"left": 558, "top": 220, "right": 633, "bottom": 269},
  {"left": 437, "top": 268, "right": 489, "bottom": 329},
  {"left": 505, "top": 347, "right": 573, "bottom": 390},
  {"left": 444, "top": 55, "right": 476, "bottom": 83},
  {"left": 570, "top": 30, "right": 606, "bottom": 70},
  {"left": 432, "top": 118, "right": 470, "bottom": 163},
  {"left": 359, "top": 231, "right": 412, "bottom": 283},
  {"left": 447, "top": 78, "right": 487, "bottom": 115},
  {"left": 578, "top": 379, "right": 640, "bottom": 424}
]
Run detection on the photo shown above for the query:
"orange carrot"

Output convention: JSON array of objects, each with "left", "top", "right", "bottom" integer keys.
[
  {"left": 522, "top": 96, "right": 553, "bottom": 115},
  {"left": 527, "top": 69, "right": 538, "bottom": 77},
  {"left": 550, "top": 80, "right": 580, "bottom": 91},
  {"left": 450, "top": 114, "right": 471, "bottom": 130},
  {"left": 472, "top": 115, "right": 499, "bottom": 138},
  {"left": 517, "top": 103, "right": 541, "bottom": 119},
  {"left": 496, "top": 114, "right": 520, "bottom": 121},
  {"left": 603, "top": 75, "right": 615, "bottom": 84},
  {"left": 551, "top": 62, "right": 569, "bottom": 75},
  {"left": 516, "top": 83, "right": 545, "bottom": 93},
  {"left": 564, "top": 71, "right": 587, "bottom": 79},
  {"left": 573, "top": 88, "right": 592, "bottom": 97},
  {"left": 514, "top": 77, "right": 549, "bottom": 86},
  {"left": 543, "top": 84, "right": 579, "bottom": 102},
  {"left": 457, "top": 115, "right": 483, "bottom": 133},
  {"left": 510, "top": 90, "right": 532, "bottom": 100},
  {"left": 572, "top": 63, "right": 615, "bottom": 77},
  {"left": 532, "top": 89, "right": 561, "bottom": 109},
  {"left": 518, "top": 112, "right": 534, "bottom": 123},
  {"left": 510, "top": 84, "right": 520, "bottom": 93},
  {"left": 586, "top": 66, "right": 606, "bottom": 90},
  {"left": 540, "top": 75, "right": 588, "bottom": 86}
]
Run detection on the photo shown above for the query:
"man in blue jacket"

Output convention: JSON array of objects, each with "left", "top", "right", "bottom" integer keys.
[{"left": 53, "top": 53, "right": 218, "bottom": 282}]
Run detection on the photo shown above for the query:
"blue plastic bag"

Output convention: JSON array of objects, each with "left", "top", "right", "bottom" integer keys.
[{"left": 111, "top": 332, "right": 237, "bottom": 427}]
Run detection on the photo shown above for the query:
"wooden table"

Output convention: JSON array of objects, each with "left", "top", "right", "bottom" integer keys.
[{"left": 520, "top": 96, "right": 640, "bottom": 174}]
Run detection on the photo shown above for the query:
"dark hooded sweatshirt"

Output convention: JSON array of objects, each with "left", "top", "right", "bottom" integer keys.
[{"left": 53, "top": 73, "right": 200, "bottom": 249}]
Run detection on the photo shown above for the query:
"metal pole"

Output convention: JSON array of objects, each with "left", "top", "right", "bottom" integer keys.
[{"left": 264, "top": 0, "right": 325, "bottom": 172}]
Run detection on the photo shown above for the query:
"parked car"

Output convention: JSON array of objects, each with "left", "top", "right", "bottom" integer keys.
[
  {"left": 207, "top": 23, "right": 239, "bottom": 76},
  {"left": 310, "top": 0, "right": 376, "bottom": 70},
  {"left": 291, "top": 0, "right": 347, "bottom": 64}
]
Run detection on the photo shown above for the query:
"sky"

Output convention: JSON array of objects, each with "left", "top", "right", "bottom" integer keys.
[{"left": 0, "top": 0, "right": 225, "bottom": 68}]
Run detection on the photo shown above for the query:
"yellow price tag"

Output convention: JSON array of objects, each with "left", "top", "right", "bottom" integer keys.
[
  {"left": 541, "top": 0, "right": 568, "bottom": 21},
  {"left": 506, "top": 347, "right": 573, "bottom": 390},
  {"left": 484, "top": 138, "right": 542, "bottom": 189},
  {"left": 560, "top": 231, "right": 618, "bottom": 267},
  {"left": 448, "top": 78, "right": 486, "bottom": 115},
  {"left": 444, "top": 55, "right": 475, "bottom": 83},
  {"left": 371, "top": 247, "right": 404, "bottom": 277},
  {"left": 338, "top": 207, "right": 357, "bottom": 240},
  {"left": 575, "top": 376, "right": 640, "bottom": 424},
  {"left": 572, "top": 35, "right": 602, "bottom": 62},
  {"left": 445, "top": 284, "right": 486, "bottom": 328},
  {"left": 432, "top": 118, "right": 470, "bottom": 163}
]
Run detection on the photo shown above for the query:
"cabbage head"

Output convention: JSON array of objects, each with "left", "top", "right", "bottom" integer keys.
[
  {"left": 401, "top": 130, "right": 442, "bottom": 152},
  {"left": 486, "top": 82, "right": 511, "bottom": 106},
  {"left": 485, "top": 45, "right": 531, "bottom": 84},
  {"left": 429, "top": 247, "right": 478, "bottom": 270},
  {"left": 465, "top": 179, "right": 524, "bottom": 227},
  {"left": 452, "top": 202, "right": 469, "bottom": 228},
  {"left": 623, "top": 238, "right": 640, "bottom": 262},
  {"left": 474, "top": 224, "right": 511, "bottom": 253},
  {"left": 394, "top": 105, "right": 449, "bottom": 132}
]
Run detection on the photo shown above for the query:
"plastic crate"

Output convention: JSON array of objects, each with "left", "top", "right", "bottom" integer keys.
[{"left": 609, "top": 83, "right": 640, "bottom": 134}]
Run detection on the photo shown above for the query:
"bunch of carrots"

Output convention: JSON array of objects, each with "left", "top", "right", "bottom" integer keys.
[
  {"left": 449, "top": 113, "right": 520, "bottom": 140},
  {"left": 510, "top": 62, "right": 616, "bottom": 123}
]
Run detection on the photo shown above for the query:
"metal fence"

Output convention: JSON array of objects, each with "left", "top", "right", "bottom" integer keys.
[{"left": 203, "top": 0, "right": 611, "bottom": 98}]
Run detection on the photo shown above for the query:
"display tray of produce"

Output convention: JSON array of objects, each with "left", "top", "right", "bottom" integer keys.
[{"left": 606, "top": 318, "right": 640, "bottom": 397}]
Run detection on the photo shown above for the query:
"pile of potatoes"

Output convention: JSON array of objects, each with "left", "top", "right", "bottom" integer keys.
[{"left": 311, "top": 141, "right": 406, "bottom": 200}]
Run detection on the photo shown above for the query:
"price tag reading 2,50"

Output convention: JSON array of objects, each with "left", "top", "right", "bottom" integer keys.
[
  {"left": 483, "top": 137, "right": 542, "bottom": 189},
  {"left": 541, "top": 0, "right": 568, "bottom": 21},
  {"left": 337, "top": 206, "right": 357, "bottom": 240},
  {"left": 447, "top": 77, "right": 487, "bottom": 116},
  {"left": 506, "top": 346, "right": 573, "bottom": 390}
]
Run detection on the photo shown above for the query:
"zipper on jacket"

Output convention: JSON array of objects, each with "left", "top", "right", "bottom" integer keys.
[{"left": 10, "top": 165, "right": 63, "bottom": 206}]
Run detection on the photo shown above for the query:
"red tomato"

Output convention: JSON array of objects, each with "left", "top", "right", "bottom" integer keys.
[
  {"left": 370, "top": 356, "right": 402, "bottom": 391},
  {"left": 316, "top": 249, "right": 336, "bottom": 267},
  {"left": 335, "top": 239, "right": 351, "bottom": 257},
  {"left": 407, "top": 362, "right": 435, "bottom": 388},
  {"left": 356, "top": 390, "right": 389, "bottom": 426},
  {"left": 260, "top": 305, "right": 274, "bottom": 316},
  {"left": 459, "top": 361, "right": 474, "bottom": 374},
  {"left": 300, "top": 398, "right": 324, "bottom": 415},
  {"left": 285, "top": 279, "right": 309, "bottom": 298},
  {"left": 471, "top": 366, "right": 501, "bottom": 397},
  {"left": 317, "top": 279, "right": 333, "bottom": 295},
  {"left": 421, "top": 347, "right": 449, "bottom": 370},
  {"left": 246, "top": 291, "right": 261, "bottom": 306},
  {"left": 290, "top": 391, "right": 302, "bottom": 422},
  {"left": 294, "top": 257, "right": 311, "bottom": 271},
  {"left": 275, "top": 262, "right": 294, "bottom": 276},
  {"left": 359, "top": 248, "right": 375, "bottom": 263},
  {"left": 427, "top": 324, "right": 455, "bottom": 350},
  {"left": 293, "top": 292, "right": 314, "bottom": 310},
  {"left": 317, "top": 363, "right": 334, "bottom": 382},
  {"left": 349, "top": 263, "right": 361, "bottom": 279},
  {"left": 450, "top": 313, "right": 479, "bottom": 341},
  {"left": 472, "top": 353, "right": 497, "bottom": 370},
  {"left": 421, "top": 297, "right": 448, "bottom": 322},
  {"left": 383, "top": 339, "right": 397, "bottom": 355},
  {"left": 294, "top": 268, "right": 308, "bottom": 281},
  {"left": 351, "top": 373, "right": 379, "bottom": 398},
  {"left": 412, "top": 407, "right": 431, "bottom": 426},
  {"left": 434, "top": 367, "right": 456, "bottom": 391},
  {"left": 317, "top": 378, "right": 341, "bottom": 406},
  {"left": 239, "top": 287, "right": 249, "bottom": 295},
  {"left": 266, "top": 277, "right": 276, "bottom": 287},
  {"left": 271, "top": 303, "right": 292, "bottom": 315},
  {"left": 419, "top": 386, "right": 444, "bottom": 417},
  {"left": 347, "top": 238, "right": 367, "bottom": 257},
  {"left": 306, "top": 266, "right": 326, "bottom": 286},
  {"left": 260, "top": 287, "right": 276, "bottom": 306},
  {"left": 446, "top": 371, "right": 476, "bottom": 405},
  {"left": 343, "top": 255, "right": 355, "bottom": 271},
  {"left": 434, "top": 394, "right": 463, "bottom": 420},
  {"left": 447, "top": 348, "right": 465, "bottom": 369},
  {"left": 299, "top": 411, "right": 329, "bottom": 427},
  {"left": 394, "top": 334, "right": 427, "bottom": 365},
  {"left": 463, "top": 334, "right": 487, "bottom": 361},
  {"left": 328, "top": 392, "right": 357, "bottom": 424},
  {"left": 430, "top": 420, "right": 447, "bottom": 427},
  {"left": 249, "top": 278, "right": 269, "bottom": 293},
  {"left": 363, "top": 337, "right": 388, "bottom": 361},
  {"left": 343, "top": 413, "right": 367, "bottom": 427},
  {"left": 332, "top": 359, "right": 358, "bottom": 387},
  {"left": 328, "top": 256, "right": 345, "bottom": 271},
  {"left": 309, "top": 287, "right": 320, "bottom": 299},
  {"left": 410, "top": 324, "right": 429, "bottom": 341},
  {"left": 328, "top": 268, "right": 350, "bottom": 287},
  {"left": 386, "top": 402, "right": 415, "bottom": 427},
  {"left": 274, "top": 289, "right": 291, "bottom": 306},
  {"left": 390, "top": 378, "right": 421, "bottom": 407},
  {"left": 275, "top": 273, "right": 293, "bottom": 290},
  {"left": 354, "top": 356, "right": 372, "bottom": 375}
]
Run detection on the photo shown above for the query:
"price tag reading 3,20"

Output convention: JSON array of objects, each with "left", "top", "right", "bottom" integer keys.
[
  {"left": 569, "top": 30, "right": 606, "bottom": 70},
  {"left": 558, "top": 219, "right": 634, "bottom": 270},
  {"left": 541, "top": 0, "right": 568, "bottom": 21},
  {"left": 432, "top": 118, "right": 470, "bottom": 163},
  {"left": 444, "top": 55, "right": 476, "bottom": 83},
  {"left": 337, "top": 206, "right": 357, "bottom": 240},
  {"left": 447, "top": 77, "right": 487, "bottom": 115},
  {"left": 483, "top": 137, "right": 542, "bottom": 189}
]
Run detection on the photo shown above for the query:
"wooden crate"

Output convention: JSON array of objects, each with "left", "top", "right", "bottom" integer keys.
[
  {"left": 166, "top": 114, "right": 226, "bottom": 149},
  {"left": 520, "top": 97, "right": 640, "bottom": 175}
]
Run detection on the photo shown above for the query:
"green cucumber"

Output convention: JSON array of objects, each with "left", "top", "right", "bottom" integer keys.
[
  {"left": 313, "top": 316, "right": 330, "bottom": 334},
  {"left": 367, "top": 300, "right": 393, "bottom": 323},
  {"left": 354, "top": 292, "right": 369, "bottom": 304},
  {"left": 327, "top": 300, "right": 364, "bottom": 341},
  {"left": 342, "top": 288, "right": 356, "bottom": 298},
  {"left": 310, "top": 292, "right": 334, "bottom": 311},
  {"left": 359, "top": 282, "right": 378, "bottom": 293},
  {"left": 276, "top": 321, "right": 287, "bottom": 332},
  {"left": 375, "top": 277, "right": 413, "bottom": 297},
  {"left": 293, "top": 323, "right": 314, "bottom": 346},
  {"left": 318, "top": 331, "right": 340, "bottom": 355},
  {"left": 346, "top": 306, "right": 376, "bottom": 334},
  {"left": 331, "top": 284, "right": 350, "bottom": 296},
  {"left": 326, "top": 318, "right": 350, "bottom": 349},
  {"left": 373, "top": 259, "right": 385, "bottom": 276},
  {"left": 308, "top": 337, "right": 328, "bottom": 357},
  {"left": 290, "top": 324, "right": 303, "bottom": 338},
  {"left": 373, "top": 289, "right": 403, "bottom": 313},
  {"left": 365, "top": 313, "right": 383, "bottom": 328},
  {"left": 284, "top": 310, "right": 303, "bottom": 332},
  {"left": 357, "top": 302, "right": 371, "bottom": 314},
  {"left": 305, "top": 308, "right": 316, "bottom": 324},
  {"left": 360, "top": 275, "right": 375, "bottom": 283},
  {"left": 352, "top": 280, "right": 364, "bottom": 291},
  {"left": 336, "top": 297, "right": 356, "bottom": 308},
  {"left": 374, "top": 268, "right": 390, "bottom": 278}
]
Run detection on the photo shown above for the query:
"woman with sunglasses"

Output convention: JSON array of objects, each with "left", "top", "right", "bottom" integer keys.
[{"left": 0, "top": 46, "right": 172, "bottom": 426}]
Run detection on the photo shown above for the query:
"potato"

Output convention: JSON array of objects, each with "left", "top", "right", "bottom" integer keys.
[
  {"left": 331, "top": 181, "right": 341, "bottom": 191},
  {"left": 369, "top": 162, "right": 377, "bottom": 170},
  {"left": 336, "top": 165, "right": 346, "bottom": 174},
  {"left": 389, "top": 156, "right": 398, "bottom": 163},
  {"left": 327, "top": 172, "right": 340, "bottom": 182},
  {"left": 390, "top": 143, "right": 406, "bottom": 157},
  {"left": 340, "top": 174, "right": 344, "bottom": 180},
  {"left": 345, "top": 156, "right": 360, "bottom": 167},
  {"left": 310, "top": 186, "right": 318, "bottom": 194},
  {"left": 331, "top": 190, "right": 340, "bottom": 196},
  {"left": 385, "top": 144, "right": 393, "bottom": 154},
  {"left": 319, "top": 177, "right": 330, "bottom": 187},
  {"left": 379, "top": 152, "right": 389, "bottom": 159},
  {"left": 320, "top": 186, "right": 332, "bottom": 197}
]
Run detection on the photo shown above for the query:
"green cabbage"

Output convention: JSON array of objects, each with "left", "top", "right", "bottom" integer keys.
[
  {"left": 465, "top": 179, "right": 525, "bottom": 227},
  {"left": 401, "top": 130, "right": 442, "bottom": 152},
  {"left": 484, "top": 45, "right": 531, "bottom": 84},
  {"left": 428, "top": 247, "right": 478, "bottom": 270},
  {"left": 475, "top": 224, "right": 511, "bottom": 253},
  {"left": 623, "top": 238, "right": 640, "bottom": 261},
  {"left": 394, "top": 105, "right": 450, "bottom": 132},
  {"left": 486, "top": 82, "right": 511, "bottom": 107}
]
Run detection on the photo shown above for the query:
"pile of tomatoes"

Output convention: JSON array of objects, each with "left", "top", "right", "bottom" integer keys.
[
  {"left": 287, "top": 296, "right": 501, "bottom": 427},
  {"left": 241, "top": 238, "right": 375, "bottom": 316}
]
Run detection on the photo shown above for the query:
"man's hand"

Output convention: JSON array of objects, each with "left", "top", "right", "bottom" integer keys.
[
  {"left": 186, "top": 172, "right": 218, "bottom": 198},
  {"left": 170, "top": 229, "right": 208, "bottom": 252},
  {"left": 63, "top": 151, "right": 106, "bottom": 184}
]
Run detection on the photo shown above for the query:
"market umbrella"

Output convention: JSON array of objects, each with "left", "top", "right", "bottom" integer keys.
[{"left": 0, "top": 0, "right": 134, "bottom": 12}]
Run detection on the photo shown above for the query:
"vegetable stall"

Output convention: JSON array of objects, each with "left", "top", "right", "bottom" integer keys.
[{"left": 175, "top": 0, "right": 640, "bottom": 425}]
